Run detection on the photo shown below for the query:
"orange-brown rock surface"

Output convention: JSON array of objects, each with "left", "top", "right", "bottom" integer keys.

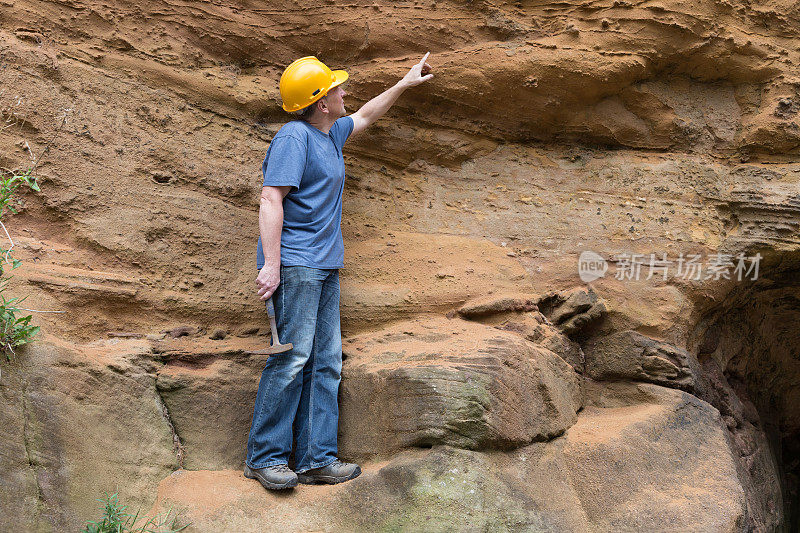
[{"left": 1, "top": 0, "right": 799, "bottom": 530}]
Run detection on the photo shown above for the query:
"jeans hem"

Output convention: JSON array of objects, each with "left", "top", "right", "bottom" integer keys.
[
  {"left": 294, "top": 457, "right": 338, "bottom": 474},
  {"left": 245, "top": 459, "right": 289, "bottom": 470}
]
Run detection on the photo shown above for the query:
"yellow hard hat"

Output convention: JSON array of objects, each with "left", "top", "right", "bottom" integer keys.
[{"left": 279, "top": 56, "right": 349, "bottom": 113}]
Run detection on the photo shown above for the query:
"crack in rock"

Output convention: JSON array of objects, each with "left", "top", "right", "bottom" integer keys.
[{"left": 154, "top": 382, "right": 185, "bottom": 470}]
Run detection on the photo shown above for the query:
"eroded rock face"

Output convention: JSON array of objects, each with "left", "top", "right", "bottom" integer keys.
[
  {"left": 539, "top": 287, "right": 607, "bottom": 337},
  {"left": 152, "top": 338, "right": 268, "bottom": 471},
  {"left": 498, "top": 311, "right": 586, "bottom": 372},
  {"left": 339, "top": 316, "right": 581, "bottom": 461},
  {"left": 0, "top": 340, "right": 177, "bottom": 532},
  {"left": 456, "top": 292, "right": 588, "bottom": 372},
  {"left": 559, "top": 381, "right": 747, "bottom": 532},
  {"left": 148, "top": 381, "right": 746, "bottom": 532},
  {"left": 1, "top": 0, "right": 798, "bottom": 528},
  {"left": 1, "top": 0, "right": 800, "bottom": 343},
  {"left": 690, "top": 256, "right": 800, "bottom": 531},
  {"left": 697, "top": 357, "right": 784, "bottom": 532},
  {"left": 0, "top": 353, "right": 43, "bottom": 532},
  {"left": 583, "top": 329, "right": 699, "bottom": 392}
]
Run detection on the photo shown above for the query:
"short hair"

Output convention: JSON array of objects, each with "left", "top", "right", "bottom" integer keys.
[{"left": 295, "top": 100, "right": 319, "bottom": 121}]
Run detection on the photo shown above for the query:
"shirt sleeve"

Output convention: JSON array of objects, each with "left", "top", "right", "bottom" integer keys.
[
  {"left": 330, "top": 116, "right": 355, "bottom": 148},
  {"left": 262, "top": 135, "right": 307, "bottom": 190}
]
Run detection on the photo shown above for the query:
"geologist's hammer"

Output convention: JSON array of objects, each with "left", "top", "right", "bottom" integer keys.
[{"left": 248, "top": 297, "right": 293, "bottom": 355}]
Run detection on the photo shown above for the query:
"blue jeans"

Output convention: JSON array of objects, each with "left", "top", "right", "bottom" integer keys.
[{"left": 246, "top": 266, "right": 342, "bottom": 473}]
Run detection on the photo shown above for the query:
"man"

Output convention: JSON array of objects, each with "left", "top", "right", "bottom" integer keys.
[{"left": 246, "top": 53, "right": 433, "bottom": 490}]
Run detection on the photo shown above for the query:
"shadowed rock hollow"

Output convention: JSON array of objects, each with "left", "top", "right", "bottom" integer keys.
[{"left": 1, "top": 0, "right": 799, "bottom": 530}]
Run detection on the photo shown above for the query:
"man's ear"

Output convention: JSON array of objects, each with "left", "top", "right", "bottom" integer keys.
[{"left": 318, "top": 97, "right": 330, "bottom": 115}]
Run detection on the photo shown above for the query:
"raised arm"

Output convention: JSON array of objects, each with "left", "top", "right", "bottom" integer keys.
[{"left": 350, "top": 52, "right": 433, "bottom": 137}]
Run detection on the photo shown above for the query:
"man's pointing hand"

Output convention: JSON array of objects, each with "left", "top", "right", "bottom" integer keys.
[
  {"left": 350, "top": 51, "right": 433, "bottom": 136},
  {"left": 400, "top": 52, "right": 433, "bottom": 88}
]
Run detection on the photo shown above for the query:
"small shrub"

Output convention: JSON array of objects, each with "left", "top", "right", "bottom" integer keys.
[
  {"left": 0, "top": 167, "right": 40, "bottom": 219},
  {"left": 0, "top": 100, "right": 69, "bottom": 368},
  {"left": 0, "top": 281, "right": 39, "bottom": 358},
  {"left": 82, "top": 492, "right": 188, "bottom": 533},
  {"left": 0, "top": 167, "right": 40, "bottom": 361}
]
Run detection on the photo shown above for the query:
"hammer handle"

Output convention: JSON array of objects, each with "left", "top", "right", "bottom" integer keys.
[{"left": 266, "top": 297, "right": 283, "bottom": 345}]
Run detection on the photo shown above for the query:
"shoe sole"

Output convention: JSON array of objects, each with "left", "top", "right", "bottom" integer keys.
[
  {"left": 244, "top": 465, "right": 298, "bottom": 490},
  {"left": 297, "top": 465, "right": 362, "bottom": 485}
]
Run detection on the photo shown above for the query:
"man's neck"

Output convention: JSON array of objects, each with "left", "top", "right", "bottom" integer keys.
[{"left": 305, "top": 114, "right": 338, "bottom": 134}]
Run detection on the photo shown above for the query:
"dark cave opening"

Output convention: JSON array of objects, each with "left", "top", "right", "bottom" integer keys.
[{"left": 692, "top": 253, "right": 800, "bottom": 532}]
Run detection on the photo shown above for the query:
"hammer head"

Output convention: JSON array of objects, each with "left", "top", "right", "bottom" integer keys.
[{"left": 248, "top": 341, "right": 293, "bottom": 356}]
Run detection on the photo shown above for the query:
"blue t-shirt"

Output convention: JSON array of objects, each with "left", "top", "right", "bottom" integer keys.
[{"left": 256, "top": 116, "right": 354, "bottom": 269}]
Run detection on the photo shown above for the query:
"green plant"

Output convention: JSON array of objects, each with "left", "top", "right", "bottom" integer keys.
[
  {"left": 0, "top": 281, "right": 39, "bottom": 358},
  {"left": 0, "top": 101, "right": 68, "bottom": 369},
  {"left": 82, "top": 492, "right": 188, "bottom": 533},
  {"left": 0, "top": 167, "right": 39, "bottom": 218},
  {"left": 0, "top": 167, "right": 40, "bottom": 360}
]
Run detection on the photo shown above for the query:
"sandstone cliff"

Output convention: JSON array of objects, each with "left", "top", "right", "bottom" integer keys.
[{"left": 1, "top": 0, "right": 798, "bottom": 530}]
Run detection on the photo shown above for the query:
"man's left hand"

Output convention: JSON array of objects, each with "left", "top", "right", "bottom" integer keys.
[
  {"left": 350, "top": 52, "right": 434, "bottom": 137},
  {"left": 400, "top": 52, "right": 433, "bottom": 88}
]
